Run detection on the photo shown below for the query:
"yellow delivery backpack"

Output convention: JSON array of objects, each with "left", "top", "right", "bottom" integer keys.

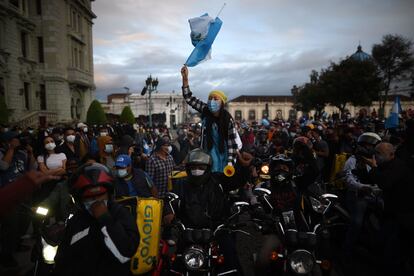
[
  {"left": 116, "top": 196, "right": 163, "bottom": 275},
  {"left": 329, "top": 153, "right": 350, "bottom": 189},
  {"left": 168, "top": 170, "right": 187, "bottom": 192}
]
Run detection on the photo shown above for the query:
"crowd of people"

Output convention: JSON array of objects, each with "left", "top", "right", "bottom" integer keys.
[{"left": 0, "top": 66, "right": 412, "bottom": 275}]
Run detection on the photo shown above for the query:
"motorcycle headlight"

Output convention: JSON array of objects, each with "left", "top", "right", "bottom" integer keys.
[
  {"left": 36, "top": 206, "right": 49, "bottom": 216},
  {"left": 183, "top": 246, "right": 206, "bottom": 270},
  {"left": 309, "top": 197, "right": 327, "bottom": 214},
  {"left": 41, "top": 238, "right": 58, "bottom": 264},
  {"left": 260, "top": 165, "right": 269, "bottom": 174},
  {"left": 289, "top": 249, "right": 314, "bottom": 275}
]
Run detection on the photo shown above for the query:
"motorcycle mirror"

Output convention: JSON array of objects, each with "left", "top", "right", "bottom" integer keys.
[
  {"left": 321, "top": 194, "right": 338, "bottom": 200},
  {"left": 166, "top": 192, "right": 179, "bottom": 200},
  {"left": 233, "top": 201, "right": 249, "bottom": 208},
  {"left": 254, "top": 188, "right": 271, "bottom": 196}
]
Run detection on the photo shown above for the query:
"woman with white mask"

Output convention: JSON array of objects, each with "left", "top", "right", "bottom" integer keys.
[{"left": 37, "top": 136, "right": 67, "bottom": 176}]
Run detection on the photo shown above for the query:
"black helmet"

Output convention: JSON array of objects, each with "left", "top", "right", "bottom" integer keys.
[
  {"left": 186, "top": 148, "right": 212, "bottom": 167},
  {"left": 70, "top": 163, "right": 114, "bottom": 200},
  {"left": 185, "top": 149, "right": 212, "bottom": 180},
  {"left": 269, "top": 154, "right": 294, "bottom": 184},
  {"left": 357, "top": 132, "right": 381, "bottom": 146}
]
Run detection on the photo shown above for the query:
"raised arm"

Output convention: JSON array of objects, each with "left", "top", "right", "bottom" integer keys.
[{"left": 181, "top": 65, "right": 207, "bottom": 113}]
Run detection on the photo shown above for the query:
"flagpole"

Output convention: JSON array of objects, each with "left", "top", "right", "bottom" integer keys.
[{"left": 216, "top": 3, "right": 226, "bottom": 18}]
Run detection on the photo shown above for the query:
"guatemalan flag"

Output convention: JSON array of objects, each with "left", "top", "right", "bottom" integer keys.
[
  {"left": 384, "top": 96, "right": 402, "bottom": 129},
  {"left": 185, "top": 13, "right": 223, "bottom": 67}
]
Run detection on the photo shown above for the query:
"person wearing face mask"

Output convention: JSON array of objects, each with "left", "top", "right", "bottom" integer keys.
[
  {"left": 56, "top": 127, "right": 80, "bottom": 162},
  {"left": 54, "top": 163, "right": 139, "bottom": 276},
  {"left": 98, "top": 135, "right": 116, "bottom": 170},
  {"left": 75, "top": 122, "right": 90, "bottom": 160},
  {"left": 367, "top": 142, "right": 414, "bottom": 276},
  {"left": 163, "top": 149, "right": 243, "bottom": 275},
  {"left": 37, "top": 136, "right": 67, "bottom": 176},
  {"left": 114, "top": 154, "right": 158, "bottom": 198},
  {"left": 145, "top": 136, "right": 175, "bottom": 198},
  {"left": 181, "top": 65, "right": 239, "bottom": 176}
]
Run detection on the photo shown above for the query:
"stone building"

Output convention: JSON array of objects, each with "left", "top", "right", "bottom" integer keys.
[
  {"left": 227, "top": 95, "right": 414, "bottom": 123},
  {"left": 101, "top": 91, "right": 188, "bottom": 128},
  {"left": 0, "top": 0, "right": 96, "bottom": 127}
]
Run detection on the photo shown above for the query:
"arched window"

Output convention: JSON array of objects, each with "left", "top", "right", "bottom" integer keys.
[
  {"left": 71, "top": 98, "right": 75, "bottom": 119},
  {"left": 76, "top": 98, "right": 82, "bottom": 119}
]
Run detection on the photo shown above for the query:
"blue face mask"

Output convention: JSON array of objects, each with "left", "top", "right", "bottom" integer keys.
[{"left": 208, "top": 100, "right": 221, "bottom": 113}]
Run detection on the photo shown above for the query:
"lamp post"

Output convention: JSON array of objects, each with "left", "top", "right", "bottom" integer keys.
[{"left": 141, "top": 75, "right": 158, "bottom": 127}]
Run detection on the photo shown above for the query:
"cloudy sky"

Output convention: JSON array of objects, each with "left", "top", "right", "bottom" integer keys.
[{"left": 92, "top": 0, "right": 414, "bottom": 101}]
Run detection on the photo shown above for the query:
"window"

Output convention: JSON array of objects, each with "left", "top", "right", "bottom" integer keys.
[
  {"left": 262, "top": 109, "right": 268, "bottom": 119},
  {"left": 39, "top": 84, "right": 46, "bottom": 110},
  {"left": 248, "top": 110, "right": 256, "bottom": 121},
  {"left": 36, "top": 0, "right": 42, "bottom": 15},
  {"left": 76, "top": 99, "right": 81, "bottom": 119},
  {"left": 21, "top": 32, "right": 28, "bottom": 58},
  {"left": 37, "top": 37, "right": 44, "bottom": 63},
  {"left": 0, "top": 77, "right": 5, "bottom": 97},
  {"left": 79, "top": 48, "right": 83, "bottom": 69},
  {"left": 289, "top": 109, "right": 297, "bottom": 121},
  {"left": 24, "top": 82, "right": 30, "bottom": 110},
  {"left": 235, "top": 110, "right": 242, "bottom": 121},
  {"left": 77, "top": 14, "right": 82, "bottom": 33},
  {"left": 21, "top": 0, "right": 27, "bottom": 14},
  {"left": 276, "top": 109, "right": 283, "bottom": 119},
  {"left": 72, "top": 10, "right": 77, "bottom": 30},
  {"left": 10, "top": 0, "right": 19, "bottom": 8},
  {"left": 70, "top": 98, "right": 75, "bottom": 119}
]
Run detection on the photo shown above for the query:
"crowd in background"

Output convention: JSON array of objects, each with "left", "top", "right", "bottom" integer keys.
[{"left": 0, "top": 106, "right": 413, "bottom": 269}]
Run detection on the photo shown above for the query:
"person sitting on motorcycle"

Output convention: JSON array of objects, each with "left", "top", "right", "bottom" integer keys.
[
  {"left": 54, "top": 163, "right": 139, "bottom": 276},
  {"left": 342, "top": 132, "right": 381, "bottom": 258},
  {"left": 163, "top": 148, "right": 242, "bottom": 275},
  {"left": 290, "top": 136, "right": 319, "bottom": 193}
]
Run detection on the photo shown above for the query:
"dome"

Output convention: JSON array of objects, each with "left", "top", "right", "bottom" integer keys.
[{"left": 350, "top": 45, "right": 371, "bottom": 61}]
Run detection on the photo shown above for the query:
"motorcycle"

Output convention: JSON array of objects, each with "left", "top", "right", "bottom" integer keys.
[
  {"left": 28, "top": 205, "right": 71, "bottom": 276},
  {"left": 252, "top": 187, "right": 349, "bottom": 275},
  {"left": 164, "top": 192, "right": 251, "bottom": 276}
]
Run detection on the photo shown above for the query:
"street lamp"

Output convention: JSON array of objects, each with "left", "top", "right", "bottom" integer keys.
[{"left": 141, "top": 75, "right": 159, "bottom": 127}]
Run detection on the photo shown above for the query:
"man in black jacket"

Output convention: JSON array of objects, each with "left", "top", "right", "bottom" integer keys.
[
  {"left": 163, "top": 149, "right": 242, "bottom": 275},
  {"left": 54, "top": 163, "right": 139, "bottom": 276},
  {"left": 368, "top": 142, "right": 414, "bottom": 276}
]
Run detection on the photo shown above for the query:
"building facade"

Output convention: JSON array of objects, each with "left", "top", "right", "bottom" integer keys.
[
  {"left": 101, "top": 91, "right": 188, "bottom": 128},
  {"left": 0, "top": 0, "right": 96, "bottom": 127},
  {"left": 228, "top": 95, "right": 414, "bottom": 122}
]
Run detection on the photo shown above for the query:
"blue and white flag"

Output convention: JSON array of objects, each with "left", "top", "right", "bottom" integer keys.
[
  {"left": 384, "top": 96, "right": 402, "bottom": 129},
  {"left": 185, "top": 13, "right": 223, "bottom": 67}
]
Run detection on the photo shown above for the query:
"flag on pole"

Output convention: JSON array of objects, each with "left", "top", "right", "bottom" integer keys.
[
  {"left": 185, "top": 13, "right": 223, "bottom": 67},
  {"left": 384, "top": 96, "right": 402, "bottom": 129}
]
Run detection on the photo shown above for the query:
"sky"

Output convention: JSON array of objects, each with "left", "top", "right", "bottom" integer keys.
[{"left": 92, "top": 0, "right": 414, "bottom": 101}]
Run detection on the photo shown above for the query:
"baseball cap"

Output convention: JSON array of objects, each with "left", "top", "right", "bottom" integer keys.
[{"left": 115, "top": 154, "right": 132, "bottom": 168}]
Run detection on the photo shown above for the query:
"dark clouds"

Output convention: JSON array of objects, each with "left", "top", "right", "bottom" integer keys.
[{"left": 92, "top": 0, "right": 414, "bottom": 101}]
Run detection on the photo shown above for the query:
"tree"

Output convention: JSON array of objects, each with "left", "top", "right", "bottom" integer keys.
[
  {"left": 372, "top": 34, "right": 414, "bottom": 115},
  {"left": 320, "top": 58, "right": 381, "bottom": 114},
  {"left": 119, "top": 106, "right": 135, "bottom": 124},
  {"left": 86, "top": 100, "right": 107, "bottom": 125},
  {"left": 292, "top": 71, "right": 327, "bottom": 116},
  {"left": 0, "top": 95, "right": 9, "bottom": 124}
]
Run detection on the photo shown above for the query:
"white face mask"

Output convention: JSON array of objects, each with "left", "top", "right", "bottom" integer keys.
[
  {"left": 191, "top": 169, "right": 205, "bottom": 176},
  {"left": 45, "top": 142, "right": 56, "bottom": 151},
  {"left": 104, "top": 144, "right": 113, "bottom": 153},
  {"left": 117, "top": 169, "right": 128, "bottom": 178},
  {"left": 167, "top": 145, "right": 172, "bottom": 154},
  {"left": 100, "top": 132, "right": 108, "bottom": 137},
  {"left": 66, "top": 135, "right": 76, "bottom": 143},
  {"left": 83, "top": 127, "right": 88, "bottom": 133}
]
